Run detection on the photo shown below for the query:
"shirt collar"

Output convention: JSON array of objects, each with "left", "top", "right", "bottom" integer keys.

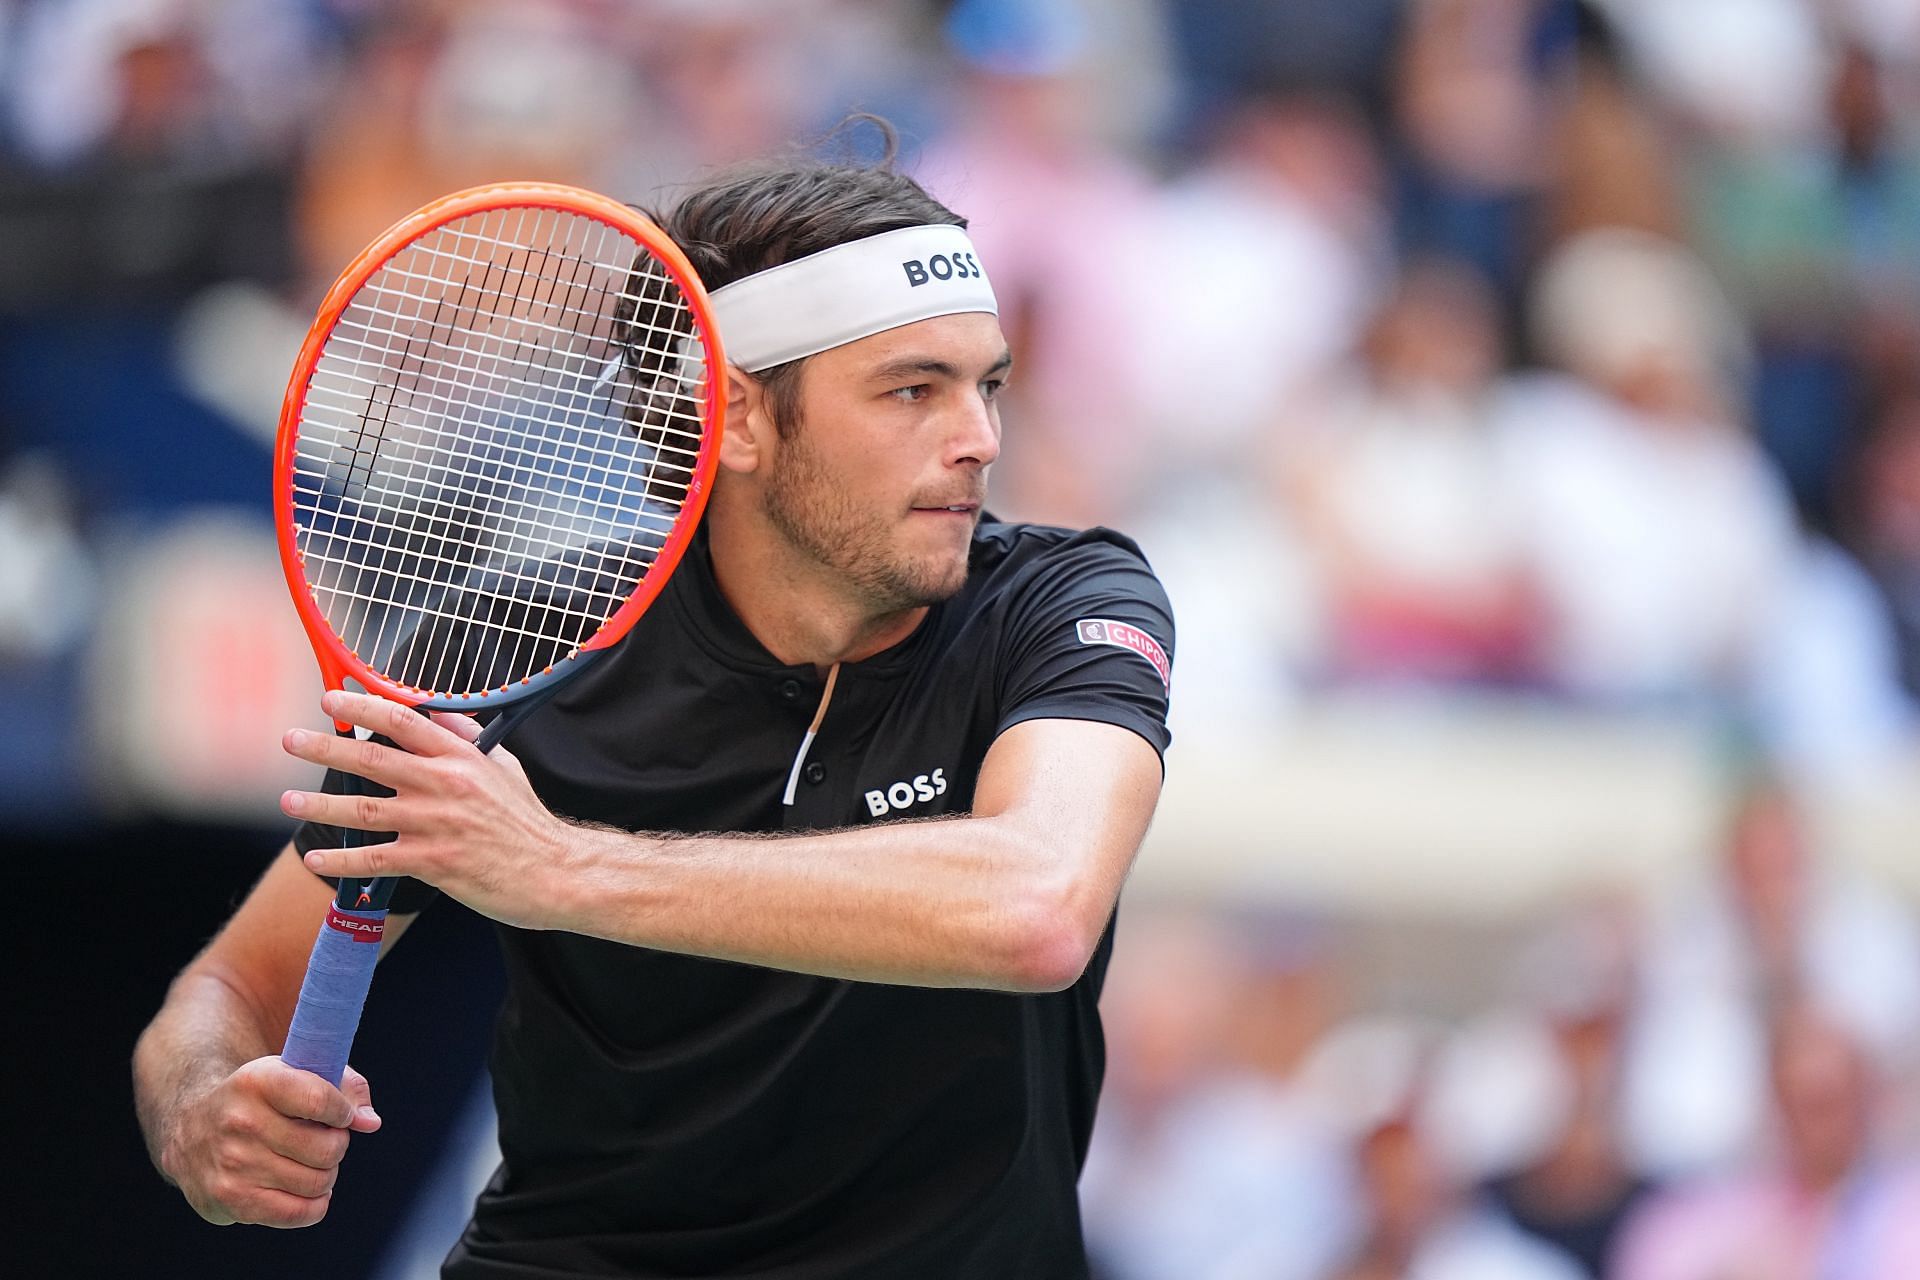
[{"left": 669, "top": 524, "right": 940, "bottom": 680}]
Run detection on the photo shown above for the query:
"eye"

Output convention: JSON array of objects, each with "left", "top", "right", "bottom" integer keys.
[
  {"left": 981, "top": 377, "right": 1008, "bottom": 401},
  {"left": 888, "top": 384, "right": 931, "bottom": 403}
]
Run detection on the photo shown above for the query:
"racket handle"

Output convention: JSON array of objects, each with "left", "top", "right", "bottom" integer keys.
[{"left": 281, "top": 905, "right": 387, "bottom": 1087}]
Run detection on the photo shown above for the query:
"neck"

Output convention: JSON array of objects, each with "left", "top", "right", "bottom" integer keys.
[{"left": 705, "top": 503, "right": 927, "bottom": 672}]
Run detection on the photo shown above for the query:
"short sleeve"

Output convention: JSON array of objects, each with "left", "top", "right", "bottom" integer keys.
[
  {"left": 291, "top": 739, "right": 440, "bottom": 914},
  {"left": 994, "top": 529, "right": 1175, "bottom": 760}
]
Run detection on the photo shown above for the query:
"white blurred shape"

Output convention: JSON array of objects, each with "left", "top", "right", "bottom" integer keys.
[
  {"left": 172, "top": 280, "right": 309, "bottom": 446},
  {"left": 1082, "top": 1073, "right": 1357, "bottom": 1280},
  {"left": 1425, "top": 1013, "right": 1569, "bottom": 1181},
  {"left": 0, "top": 455, "right": 96, "bottom": 659},
  {"left": 1494, "top": 372, "right": 1798, "bottom": 702},
  {"left": 1750, "top": 538, "right": 1919, "bottom": 784},
  {"left": 1529, "top": 227, "right": 1751, "bottom": 398},
  {"left": 1137, "top": 170, "right": 1375, "bottom": 454},
  {"left": 420, "top": 1, "right": 638, "bottom": 173},
  {"left": 1592, "top": 0, "right": 1828, "bottom": 143},
  {"left": 1139, "top": 497, "right": 1315, "bottom": 739}
]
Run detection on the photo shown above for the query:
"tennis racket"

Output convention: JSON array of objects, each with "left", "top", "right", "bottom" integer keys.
[{"left": 273, "top": 182, "right": 724, "bottom": 1087}]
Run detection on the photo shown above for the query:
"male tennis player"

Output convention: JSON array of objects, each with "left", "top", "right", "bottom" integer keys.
[{"left": 135, "top": 144, "right": 1173, "bottom": 1277}]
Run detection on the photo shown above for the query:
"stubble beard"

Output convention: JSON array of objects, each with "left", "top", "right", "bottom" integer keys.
[{"left": 762, "top": 427, "right": 973, "bottom": 614}]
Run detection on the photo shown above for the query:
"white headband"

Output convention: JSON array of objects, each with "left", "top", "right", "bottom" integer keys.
[{"left": 707, "top": 224, "right": 998, "bottom": 372}]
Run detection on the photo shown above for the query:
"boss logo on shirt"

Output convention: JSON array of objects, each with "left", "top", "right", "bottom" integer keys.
[
  {"left": 1075, "top": 618, "right": 1170, "bottom": 690},
  {"left": 864, "top": 768, "right": 949, "bottom": 817},
  {"left": 901, "top": 253, "right": 984, "bottom": 287}
]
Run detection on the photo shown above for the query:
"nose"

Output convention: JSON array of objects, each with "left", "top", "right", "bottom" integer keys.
[{"left": 949, "top": 390, "right": 1001, "bottom": 469}]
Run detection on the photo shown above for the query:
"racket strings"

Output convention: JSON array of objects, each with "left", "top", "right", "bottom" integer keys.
[
  {"left": 290, "top": 204, "right": 709, "bottom": 699},
  {"left": 359, "top": 260, "right": 707, "bottom": 381},
  {"left": 611, "top": 240, "right": 707, "bottom": 502},
  {"left": 386, "top": 218, "right": 667, "bottom": 694}
]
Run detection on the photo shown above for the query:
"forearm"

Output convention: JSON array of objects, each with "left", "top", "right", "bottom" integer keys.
[
  {"left": 133, "top": 967, "right": 283, "bottom": 1180},
  {"left": 549, "top": 813, "right": 1097, "bottom": 991},
  {"left": 286, "top": 713, "right": 1163, "bottom": 992}
]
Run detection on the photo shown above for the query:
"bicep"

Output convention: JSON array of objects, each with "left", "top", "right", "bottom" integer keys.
[
  {"left": 974, "top": 718, "right": 1164, "bottom": 915},
  {"left": 185, "top": 843, "right": 421, "bottom": 1036}
]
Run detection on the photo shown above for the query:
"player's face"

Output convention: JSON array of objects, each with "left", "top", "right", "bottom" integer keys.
[{"left": 762, "top": 312, "right": 1009, "bottom": 612}]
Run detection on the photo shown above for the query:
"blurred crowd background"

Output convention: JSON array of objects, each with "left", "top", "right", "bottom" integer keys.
[{"left": 13, "top": 0, "right": 1920, "bottom": 1277}]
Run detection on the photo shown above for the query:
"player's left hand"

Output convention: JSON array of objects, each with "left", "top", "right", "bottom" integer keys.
[{"left": 280, "top": 689, "right": 571, "bottom": 930}]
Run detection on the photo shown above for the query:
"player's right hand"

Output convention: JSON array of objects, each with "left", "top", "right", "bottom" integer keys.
[{"left": 161, "top": 1057, "right": 381, "bottom": 1228}]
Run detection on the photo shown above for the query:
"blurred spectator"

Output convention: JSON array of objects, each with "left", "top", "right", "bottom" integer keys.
[
  {"left": 1540, "top": 6, "right": 1685, "bottom": 245},
  {"left": 613, "top": 0, "right": 869, "bottom": 182},
  {"left": 1389, "top": 0, "right": 1564, "bottom": 301},
  {"left": 1683, "top": 35, "right": 1920, "bottom": 530},
  {"left": 1839, "top": 0, "right": 1920, "bottom": 62},
  {"left": 1308, "top": 1020, "right": 1587, "bottom": 1280},
  {"left": 1135, "top": 85, "right": 1388, "bottom": 484},
  {"left": 0, "top": 0, "right": 303, "bottom": 309},
  {"left": 936, "top": 0, "right": 1172, "bottom": 152},
  {"left": 1333, "top": 1114, "right": 1586, "bottom": 1280},
  {"left": 1160, "top": 0, "right": 1401, "bottom": 133},
  {"left": 299, "top": 2, "right": 642, "bottom": 293},
  {"left": 1497, "top": 227, "right": 1800, "bottom": 704},
  {"left": 1482, "top": 903, "right": 1657, "bottom": 1279},
  {"left": 1122, "top": 85, "right": 1390, "bottom": 731},
  {"left": 1285, "top": 256, "right": 1538, "bottom": 685},
  {"left": 1082, "top": 912, "right": 1354, "bottom": 1280},
  {"left": 6, "top": 0, "right": 321, "bottom": 168},
  {"left": 1626, "top": 779, "right": 1920, "bottom": 1177},
  {"left": 1849, "top": 392, "right": 1920, "bottom": 702},
  {"left": 1613, "top": 1000, "right": 1920, "bottom": 1280}
]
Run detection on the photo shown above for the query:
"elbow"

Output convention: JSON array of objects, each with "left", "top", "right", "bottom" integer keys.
[{"left": 999, "top": 888, "right": 1102, "bottom": 994}]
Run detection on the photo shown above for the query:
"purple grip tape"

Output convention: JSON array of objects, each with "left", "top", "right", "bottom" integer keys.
[{"left": 281, "top": 906, "right": 387, "bottom": 1086}]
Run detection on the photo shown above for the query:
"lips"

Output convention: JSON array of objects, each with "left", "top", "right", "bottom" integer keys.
[{"left": 909, "top": 495, "right": 982, "bottom": 514}]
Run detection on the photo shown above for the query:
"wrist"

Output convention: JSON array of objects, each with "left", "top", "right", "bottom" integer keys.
[
  {"left": 541, "top": 818, "right": 624, "bottom": 935},
  {"left": 133, "top": 1030, "right": 211, "bottom": 1179},
  {"left": 146, "top": 1067, "right": 221, "bottom": 1187}
]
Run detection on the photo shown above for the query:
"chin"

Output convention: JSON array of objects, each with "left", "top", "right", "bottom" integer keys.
[
  {"left": 927, "top": 561, "right": 970, "bottom": 602},
  {"left": 881, "top": 551, "right": 971, "bottom": 610},
  {"left": 913, "top": 560, "right": 971, "bottom": 605}
]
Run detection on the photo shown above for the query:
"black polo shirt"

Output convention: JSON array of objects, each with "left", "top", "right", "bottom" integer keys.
[{"left": 295, "top": 517, "right": 1174, "bottom": 1278}]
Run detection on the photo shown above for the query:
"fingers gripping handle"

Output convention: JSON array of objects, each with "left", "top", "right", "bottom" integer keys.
[
  {"left": 282, "top": 906, "right": 385, "bottom": 1086},
  {"left": 275, "top": 695, "right": 566, "bottom": 1086}
]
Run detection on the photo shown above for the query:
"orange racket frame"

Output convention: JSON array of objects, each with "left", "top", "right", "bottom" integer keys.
[{"left": 272, "top": 181, "right": 725, "bottom": 717}]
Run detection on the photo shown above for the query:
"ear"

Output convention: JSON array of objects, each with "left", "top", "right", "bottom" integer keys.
[{"left": 718, "top": 365, "right": 768, "bottom": 475}]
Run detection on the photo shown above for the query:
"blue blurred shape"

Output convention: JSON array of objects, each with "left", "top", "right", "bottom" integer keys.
[{"left": 944, "top": 0, "right": 1089, "bottom": 77}]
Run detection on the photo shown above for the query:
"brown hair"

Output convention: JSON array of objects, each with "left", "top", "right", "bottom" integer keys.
[{"left": 642, "top": 117, "right": 965, "bottom": 436}]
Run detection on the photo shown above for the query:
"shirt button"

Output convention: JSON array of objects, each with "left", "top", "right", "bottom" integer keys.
[
  {"left": 779, "top": 679, "right": 803, "bottom": 702},
  {"left": 804, "top": 761, "right": 827, "bottom": 785}
]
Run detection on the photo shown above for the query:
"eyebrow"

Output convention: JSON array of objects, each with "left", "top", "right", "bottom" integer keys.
[{"left": 867, "top": 349, "right": 1014, "bottom": 383}]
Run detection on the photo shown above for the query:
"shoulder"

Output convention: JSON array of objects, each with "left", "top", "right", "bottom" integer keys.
[
  {"left": 957, "top": 517, "right": 1174, "bottom": 683},
  {"left": 959, "top": 518, "right": 1172, "bottom": 643},
  {"left": 953, "top": 520, "right": 1176, "bottom": 751},
  {"left": 971, "top": 516, "right": 1152, "bottom": 561},
  {"left": 966, "top": 518, "right": 1164, "bottom": 598}
]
